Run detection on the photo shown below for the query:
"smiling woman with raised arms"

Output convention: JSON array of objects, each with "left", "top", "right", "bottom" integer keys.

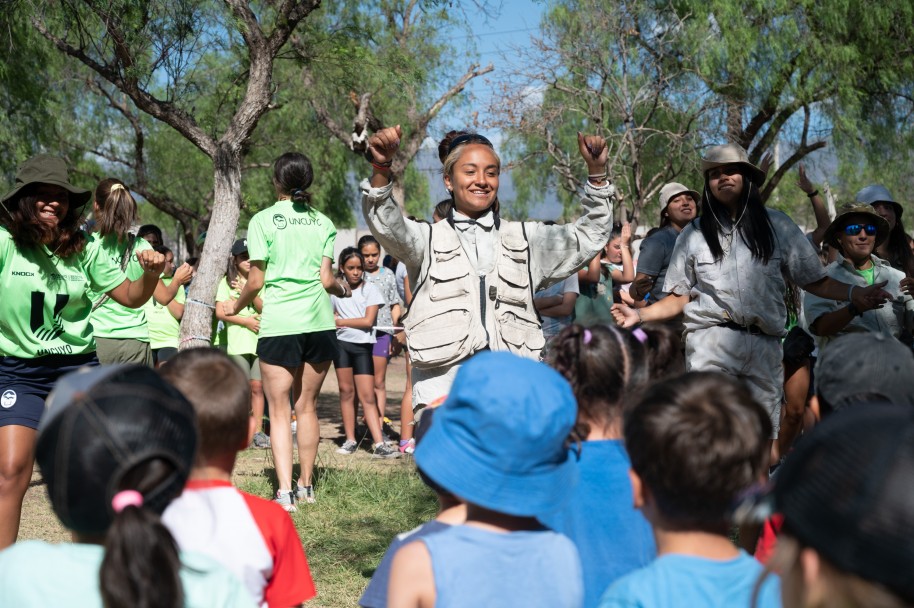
[{"left": 362, "top": 126, "right": 614, "bottom": 411}]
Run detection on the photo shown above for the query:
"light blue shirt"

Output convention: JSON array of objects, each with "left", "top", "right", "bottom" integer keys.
[
  {"left": 599, "top": 551, "right": 781, "bottom": 608},
  {"left": 0, "top": 541, "right": 255, "bottom": 608}
]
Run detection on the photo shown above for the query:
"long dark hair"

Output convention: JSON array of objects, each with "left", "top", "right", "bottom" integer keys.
[
  {"left": 699, "top": 169, "right": 774, "bottom": 263},
  {"left": 0, "top": 187, "right": 86, "bottom": 257},
  {"left": 273, "top": 152, "right": 314, "bottom": 204},
  {"left": 100, "top": 459, "right": 184, "bottom": 608},
  {"left": 884, "top": 222, "right": 914, "bottom": 274},
  {"left": 338, "top": 246, "right": 364, "bottom": 286}
]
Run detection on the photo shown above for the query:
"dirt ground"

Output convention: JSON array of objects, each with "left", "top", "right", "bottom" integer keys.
[{"left": 18, "top": 354, "right": 413, "bottom": 543}]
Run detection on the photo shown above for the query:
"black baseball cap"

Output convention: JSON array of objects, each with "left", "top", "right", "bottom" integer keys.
[
  {"left": 774, "top": 404, "right": 914, "bottom": 602},
  {"left": 38, "top": 365, "right": 198, "bottom": 534},
  {"left": 231, "top": 238, "right": 248, "bottom": 256}
]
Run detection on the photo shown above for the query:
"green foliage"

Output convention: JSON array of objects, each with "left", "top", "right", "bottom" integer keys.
[{"left": 236, "top": 452, "right": 438, "bottom": 607}]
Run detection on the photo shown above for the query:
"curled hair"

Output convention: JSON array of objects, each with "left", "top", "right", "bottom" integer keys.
[
  {"left": 338, "top": 246, "right": 364, "bottom": 273},
  {"left": 160, "top": 348, "right": 250, "bottom": 465},
  {"left": 437, "top": 130, "right": 470, "bottom": 165},
  {"left": 699, "top": 169, "right": 774, "bottom": 263},
  {"left": 100, "top": 458, "right": 184, "bottom": 608},
  {"left": 273, "top": 152, "right": 314, "bottom": 204},
  {"left": 624, "top": 372, "right": 771, "bottom": 532},
  {"left": 357, "top": 234, "right": 380, "bottom": 253},
  {"left": 0, "top": 187, "right": 86, "bottom": 258},
  {"left": 153, "top": 244, "right": 172, "bottom": 257},
  {"left": 94, "top": 178, "right": 137, "bottom": 240},
  {"left": 547, "top": 323, "right": 650, "bottom": 437}
]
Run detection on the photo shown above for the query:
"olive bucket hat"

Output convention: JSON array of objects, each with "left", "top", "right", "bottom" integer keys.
[
  {"left": 823, "top": 203, "right": 890, "bottom": 249},
  {"left": 700, "top": 143, "right": 767, "bottom": 187},
  {"left": 1, "top": 154, "right": 92, "bottom": 209}
]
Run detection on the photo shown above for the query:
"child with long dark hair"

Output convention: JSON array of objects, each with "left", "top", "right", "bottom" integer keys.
[
  {"left": 357, "top": 235, "right": 402, "bottom": 427},
  {"left": 0, "top": 365, "right": 253, "bottom": 607},
  {"left": 544, "top": 323, "right": 681, "bottom": 608},
  {"left": 332, "top": 247, "right": 399, "bottom": 458}
]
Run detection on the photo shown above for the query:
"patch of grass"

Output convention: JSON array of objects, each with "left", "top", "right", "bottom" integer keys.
[{"left": 235, "top": 450, "right": 438, "bottom": 608}]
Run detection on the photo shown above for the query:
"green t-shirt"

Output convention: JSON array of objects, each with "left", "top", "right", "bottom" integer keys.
[
  {"left": 146, "top": 277, "right": 185, "bottom": 349},
  {"left": 0, "top": 228, "right": 126, "bottom": 358},
  {"left": 855, "top": 265, "right": 875, "bottom": 286},
  {"left": 216, "top": 277, "right": 258, "bottom": 356},
  {"left": 246, "top": 200, "right": 337, "bottom": 337},
  {"left": 85, "top": 234, "right": 152, "bottom": 341}
]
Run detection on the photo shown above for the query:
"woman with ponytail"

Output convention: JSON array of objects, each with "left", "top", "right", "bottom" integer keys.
[
  {"left": 225, "top": 152, "right": 350, "bottom": 510},
  {"left": 86, "top": 178, "right": 193, "bottom": 365},
  {"left": 612, "top": 143, "right": 891, "bottom": 445},
  {"left": 0, "top": 365, "right": 253, "bottom": 607}
]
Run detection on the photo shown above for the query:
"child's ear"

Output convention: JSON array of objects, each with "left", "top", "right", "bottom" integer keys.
[
  {"left": 628, "top": 468, "right": 645, "bottom": 509},
  {"left": 243, "top": 416, "right": 257, "bottom": 450}
]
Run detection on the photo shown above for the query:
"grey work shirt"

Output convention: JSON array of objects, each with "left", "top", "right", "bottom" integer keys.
[
  {"left": 663, "top": 210, "right": 826, "bottom": 337},
  {"left": 804, "top": 254, "right": 914, "bottom": 350},
  {"left": 634, "top": 225, "right": 680, "bottom": 302}
]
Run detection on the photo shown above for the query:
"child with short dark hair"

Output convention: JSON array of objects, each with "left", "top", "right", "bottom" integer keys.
[
  {"left": 387, "top": 351, "right": 583, "bottom": 607},
  {"left": 599, "top": 372, "right": 780, "bottom": 607},
  {"left": 160, "top": 348, "right": 317, "bottom": 608}
]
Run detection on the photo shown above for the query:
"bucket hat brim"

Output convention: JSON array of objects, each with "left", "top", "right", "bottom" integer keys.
[
  {"left": 659, "top": 183, "right": 700, "bottom": 209},
  {"left": 823, "top": 204, "right": 891, "bottom": 249},
  {"left": 700, "top": 144, "right": 767, "bottom": 188},
  {"left": 1, "top": 155, "right": 92, "bottom": 210}
]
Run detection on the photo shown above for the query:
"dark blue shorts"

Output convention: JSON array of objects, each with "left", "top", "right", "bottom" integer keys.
[{"left": 0, "top": 353, "right": 99, "bottom": 429}]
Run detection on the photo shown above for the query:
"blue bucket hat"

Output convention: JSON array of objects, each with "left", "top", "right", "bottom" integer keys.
[{"left": 414, "top": 351, "right": 578, "bottom": 517}]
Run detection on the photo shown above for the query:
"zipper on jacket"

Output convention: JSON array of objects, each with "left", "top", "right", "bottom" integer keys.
[{"left": 480, "top": 276, "right": 490, "bottom": 345}]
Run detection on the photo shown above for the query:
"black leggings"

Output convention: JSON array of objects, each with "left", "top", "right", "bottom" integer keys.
[{"left": 333, "top": 340, "right": 375, "bottom": 376}]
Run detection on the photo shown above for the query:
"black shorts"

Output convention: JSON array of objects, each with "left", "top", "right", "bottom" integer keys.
[
  {"left": 0, "top": 353, "right": 99, "bottom": 429},
  {"left": 333, "top": 340, "right": 375, "bottom": 376},
  {"left": 152, "top": 347, "right": 178, "bottom": 366},
  {"left": 257, "top": 330, "right": 339, "bottom": 368}
]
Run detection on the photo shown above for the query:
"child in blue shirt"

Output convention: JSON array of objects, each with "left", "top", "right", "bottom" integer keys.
[{"left": 599, "top": 372, "right": 781, "bottom": 608}]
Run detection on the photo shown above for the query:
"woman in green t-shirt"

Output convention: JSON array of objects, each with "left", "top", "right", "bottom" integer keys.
[
  {"left": 226, "top": 152, "right": 350, "bottom": 511},
  {"left": 87, "top": 178, "right": 192, "bottom": 365},
  {"left": 0, "top": 155, "right": 165, "bottom": 549}
]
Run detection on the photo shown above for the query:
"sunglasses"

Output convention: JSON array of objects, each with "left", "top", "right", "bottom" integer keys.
[
  {"left": 843, "top": 223, "right": 878, "bottom": 236},
  {"left": 446, "top": 133, "right": 493, "bottom": 155}
]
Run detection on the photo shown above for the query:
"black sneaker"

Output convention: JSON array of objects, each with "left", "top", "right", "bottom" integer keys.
[{"left": 372, "top": 442, "right": 400, "bottom": 459}]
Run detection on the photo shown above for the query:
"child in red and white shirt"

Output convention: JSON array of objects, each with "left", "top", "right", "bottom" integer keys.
[{"left": 161, "top": 348, "right": 316, "bottom": 608}]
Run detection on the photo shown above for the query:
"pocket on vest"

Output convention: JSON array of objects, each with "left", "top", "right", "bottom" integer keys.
[
  {"left": 497, "top": 257, "right": 531, "bottom": 307},
  {"left": 498, "top": 311, "right": 546, "bottom": 356},
  {"left": 429, "top": 265, "right": 470, "bottom": 302},
  {"left": 406, "top": 308, "right": 472, "bottom": 368}
]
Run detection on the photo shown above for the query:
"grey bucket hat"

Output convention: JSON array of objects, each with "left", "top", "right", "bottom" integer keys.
[
  {"left": 823, "top": 203, "right": 890, "bottom": 249},
  {"left": 659, "top": 182, "right": 700, "bottom": 209},
  {"left": 855, "top": 184, "right": 903, "bottom": 220},
  {"left": 700, "top": 144, "right": 767, "bottom": 187},
  {"left": 1, "top": 154, "right": 92, "bottom": 209}
]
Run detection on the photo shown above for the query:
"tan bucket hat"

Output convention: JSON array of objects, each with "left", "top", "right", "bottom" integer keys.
[
  {"left": 700, "top": 143, "right": 767, "bottom": 187},
  {"left": 823, "top": 203, "right": 890, "bottom": 248},
  {"left": 659, "top": 182, "right": 700, "bottom": 208}
]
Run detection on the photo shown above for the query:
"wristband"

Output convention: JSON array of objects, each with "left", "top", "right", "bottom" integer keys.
[
  {"left": 847, "top": 284, "right": 856, "bottom": 303},
  {"left": 371, "top": 162, "right": 392, "bottom": 172},
  {"left": 588, "top": 173, "right": 608, "bottom": 179},
  {"left": 806, "top": 190, "right": 819, "bottom": 198},
  {"left": 635, "top": 308, "right": 643, "bottom": 325}
]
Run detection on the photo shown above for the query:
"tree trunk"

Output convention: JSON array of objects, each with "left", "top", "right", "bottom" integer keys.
[{"left": 180, "top": 142, "right": 242, "bottom": 348}]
